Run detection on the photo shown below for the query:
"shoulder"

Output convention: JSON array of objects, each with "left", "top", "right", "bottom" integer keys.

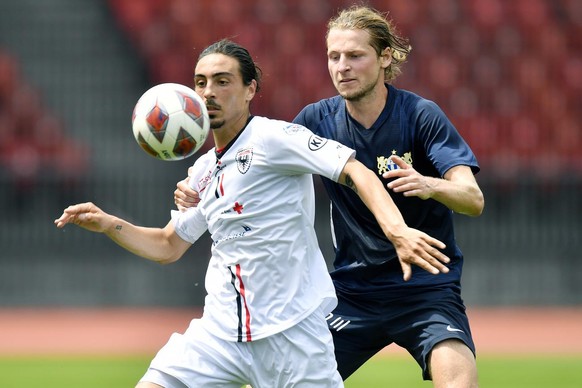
[
  {"left": 293, "top": 95, "right": 344, "bottom": 126},
  {"left": 248, "top": 116, "right": 315, "bottom": 153},
  {"left": 250, "top": 115, "right": 309, "bottom": 137},
  {"left": 304, "top": 95, "right": 344, "bottom": 116},
  {"left": 392, "top": 86, "right": 446, "bottom": 120},
  {"left": 193, "top": 148, "right": 215, "bottom": 166}
]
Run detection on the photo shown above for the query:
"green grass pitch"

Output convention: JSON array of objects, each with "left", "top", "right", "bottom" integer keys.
[{"left": 1, "top": 354, "right": 580, "bottom": 387}]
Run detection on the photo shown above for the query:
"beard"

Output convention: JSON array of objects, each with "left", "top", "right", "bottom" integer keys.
[
  {"left": 338, "top": 79, "right": 377, "bottom": 102},
  {"left": 209, "top": 117, "right": 225, "bottom": 130}
]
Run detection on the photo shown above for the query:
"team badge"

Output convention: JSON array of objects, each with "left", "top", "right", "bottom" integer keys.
[
  {"left": 377, "top": 151, "right": 413, "bottom": 174},
  {"left": 377, "top": 155, "right": 398, "bottom": 175},
  {"left": 235, "top": 147, "right": 253, "bottom": 174}
]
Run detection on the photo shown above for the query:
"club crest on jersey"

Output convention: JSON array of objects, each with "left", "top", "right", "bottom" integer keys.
[
  {"left": 308, "top": 135, "right": 328, "bottom": 151},
  {"left": 235, "top": 147, "right": 253, "bottom": 174},
  {"left": 377, "top": 151, "right": 413, "bottom": 175}
]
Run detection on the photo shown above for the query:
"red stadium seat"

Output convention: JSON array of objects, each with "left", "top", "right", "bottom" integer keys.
[{"left": 105, "top": 0, "right": 582, "bottom": 168}]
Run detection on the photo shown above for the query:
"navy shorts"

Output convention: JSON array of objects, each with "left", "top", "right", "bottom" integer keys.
[{"left": 326, "top": 283, "right": 476, "bottom": 380}]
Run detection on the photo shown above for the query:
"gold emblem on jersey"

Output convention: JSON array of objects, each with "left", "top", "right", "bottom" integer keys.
[{"left": 377, "top": 151, "right": 413, "bottom": 175}]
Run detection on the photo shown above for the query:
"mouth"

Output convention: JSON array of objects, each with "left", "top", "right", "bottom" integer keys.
[
  {"left": 339, "top": 78, "right": 356, "bottom": 85},
  {"left": 206, "top": 105, "right": 220, "bottom": 116}
]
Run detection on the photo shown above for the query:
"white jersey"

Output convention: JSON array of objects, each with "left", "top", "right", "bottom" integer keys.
[{"left": 172, "top": 116, "right": 355, "bottom": 342}]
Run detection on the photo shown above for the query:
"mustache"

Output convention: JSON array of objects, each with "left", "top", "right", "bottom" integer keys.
[{"left": 206, "top": 99, "right": 221, "bottom": 110}]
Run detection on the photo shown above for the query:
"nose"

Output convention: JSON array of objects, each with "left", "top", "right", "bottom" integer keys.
[
  {"left": 338, "top": 56, "right": 351, "bottom": 72},
  {"left": 201, "top": 81, "right": 215, "bottom": 100}
]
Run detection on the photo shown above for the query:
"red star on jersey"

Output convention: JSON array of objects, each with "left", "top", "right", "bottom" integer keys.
[{"left": 233, "top": 202, "right": 244, "bottom": 214}]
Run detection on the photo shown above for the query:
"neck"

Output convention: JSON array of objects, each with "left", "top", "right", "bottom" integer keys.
[
  {"left": 213, "top": 112, "right": 252, "bottom": 150},
  {"left": 213, "top": 114, "right": 253, "bottom": 155},
  {"left": 345, "top": 84, "right": 388, "bottom": 129}
]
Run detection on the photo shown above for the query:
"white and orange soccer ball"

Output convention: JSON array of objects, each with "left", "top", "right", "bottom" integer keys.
[{"left": 132, "top": 83, "right": 209, "bottom": 161}]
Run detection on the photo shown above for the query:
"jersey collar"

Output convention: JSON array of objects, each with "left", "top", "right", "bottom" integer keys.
[{"left": 215, "top": 115, "right": 254, "bottom": 160}]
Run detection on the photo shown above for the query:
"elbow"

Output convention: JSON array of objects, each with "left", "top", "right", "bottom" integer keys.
[
  {"left": 454, "top": 189, "right": 484, "bottom": 217},
  {"left": 157, "top": 255, "right": 181, "bottom": 265},
  {"left": 469, "top": 204, "right": 484, "bottom": 217},
  {"left": 154, "top": 250, "right": 183, "bottom": 265},
  {"left": 156, "top": 258, "right": 175, "bottom": 266},
  {"left": 153, "top": 231, "right": 188, "bottom": 265},
  {"left": 467, "top": 192, "right": 485, "bottom": 217}
]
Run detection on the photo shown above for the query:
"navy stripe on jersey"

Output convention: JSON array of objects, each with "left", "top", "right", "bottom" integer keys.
[
  {"left": 215, "top": 173, "right": 225, "bottom": 198},
  {"left": 229, "top": 264, "right": 252, "bottom": 342}
]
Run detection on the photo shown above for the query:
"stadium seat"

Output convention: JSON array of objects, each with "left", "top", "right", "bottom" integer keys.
[{"left": 104, "top": 0, "right": 582, "bottom": 172}]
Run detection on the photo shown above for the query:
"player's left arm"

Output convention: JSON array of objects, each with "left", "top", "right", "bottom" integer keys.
[{"left": 384, "top": 155, "right": 484, "bottom": 217}]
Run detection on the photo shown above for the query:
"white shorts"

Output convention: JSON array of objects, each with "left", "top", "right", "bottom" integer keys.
[{"left": 139, "top": 306, "right": 343, "bottom": 388}]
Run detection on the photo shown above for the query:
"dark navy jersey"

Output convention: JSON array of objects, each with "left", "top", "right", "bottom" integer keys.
[{"left": 293, "top": 84, "right": 479, "bottom": 295}]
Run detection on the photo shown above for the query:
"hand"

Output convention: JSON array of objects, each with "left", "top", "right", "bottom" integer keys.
[
  {"left": 390, "top": 226, "right": 450, "bottom": 281},
  {"left": 383, "top": 155, "right": 435, "bottom": 200},
  {"left": 174, "top": 176, "right": 200, "bottom": 212},
  {"left": 54, "top": 202, "right": 111, "bottom": 233}
]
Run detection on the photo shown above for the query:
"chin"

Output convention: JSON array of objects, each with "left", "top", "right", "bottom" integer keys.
[
  {"left": 210, "top": 119, "right": 225, "bottom": 130},
  {"left": 341, "top": 91, "right": 365, "bottom": 102}
]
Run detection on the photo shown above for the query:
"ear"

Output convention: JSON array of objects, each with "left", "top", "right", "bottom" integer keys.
[
  {"left": 380, "top": 47, "right": 392, "bottom": 70},
  {"left": 246, "top": 79, "right": 257, "bottom": 102}
]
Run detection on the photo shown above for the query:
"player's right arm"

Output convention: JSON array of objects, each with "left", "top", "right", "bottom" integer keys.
[{"left": 54, "top": 202, "right": 191, "bottom": 265}]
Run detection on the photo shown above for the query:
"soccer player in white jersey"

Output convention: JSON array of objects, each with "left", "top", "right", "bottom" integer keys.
[{"left": 54, "top": 39, "right": 450, "bottom": 388}]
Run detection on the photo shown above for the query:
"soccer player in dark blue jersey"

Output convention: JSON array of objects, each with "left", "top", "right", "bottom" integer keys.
[
  {"left": 175, "top": 5, "right": 483, "bottom": 387},
  {"left": 294, "top": 6, "right": 482, "bottom": 387}
]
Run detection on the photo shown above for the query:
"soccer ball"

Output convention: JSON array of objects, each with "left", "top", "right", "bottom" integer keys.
[{"left": 132, "top": 83, "right": 209, "bottom": 161}]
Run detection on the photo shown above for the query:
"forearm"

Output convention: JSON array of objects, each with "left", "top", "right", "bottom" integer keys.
[
  {"left": 427, "top": 165, "right": 484, "bottom": 216},
  {"left": 426, "top": 177, "right": 484, "bottom": 216},
  {"left": 104, "top": 218, "right": 187, "bottom": 264},
  {"left": 384, "top": 161, "right": 484, "bottom": 217},
  {"left": 55, "top": 202, "right": 190, "bottom": 264},
  {"left": 340, "top": 159, "right": 407, "bottom": 240}
]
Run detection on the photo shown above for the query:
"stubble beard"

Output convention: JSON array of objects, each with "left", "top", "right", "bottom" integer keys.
[{"left": 338, "top": 79, "right": 377, "bottom": 102}]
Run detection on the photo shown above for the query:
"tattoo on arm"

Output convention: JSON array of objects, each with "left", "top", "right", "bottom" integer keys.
[
  {"left": 345, "top": 174, "right": 358, "bottom": 194},
  {"left": 115, "top": 225, "right": 122, "bottom": 231}
]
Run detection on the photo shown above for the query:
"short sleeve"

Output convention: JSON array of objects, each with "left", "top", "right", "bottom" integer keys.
[
  {"left": 415, "top": 99, "right": 479, "bottom": 176},
  {"left": 263, "top": 121, "right": 355, "bottom": 182},
  {"left": 171, "top": 207, "right": 207, "bottom": 244}
]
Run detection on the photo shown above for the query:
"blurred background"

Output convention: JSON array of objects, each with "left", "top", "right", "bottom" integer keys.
[{"left": 0, "top": 0, "right": 580, "bottom": 308}]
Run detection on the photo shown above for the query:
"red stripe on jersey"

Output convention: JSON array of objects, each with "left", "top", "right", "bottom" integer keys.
[
  {"left": 219, "top": 174, "right": 225, "bottom": 196},
  {"left": 235, "top": 264, "right": 252, "bottom": 342}
]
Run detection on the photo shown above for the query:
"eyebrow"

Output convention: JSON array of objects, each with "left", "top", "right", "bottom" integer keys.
[
  {"left": 327, "top": 47, "right": 367, "bottom": 54},
  {"left": 194, "top": 71, "right": 235, "bottom": 79}
]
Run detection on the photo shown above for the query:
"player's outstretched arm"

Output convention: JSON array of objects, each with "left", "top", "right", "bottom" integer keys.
[
  {"left": 338, "top": 157, "right": 450, "bottom": 281},
  {"left": 54, "top": 202, "right": 190, "bottom": 264}
]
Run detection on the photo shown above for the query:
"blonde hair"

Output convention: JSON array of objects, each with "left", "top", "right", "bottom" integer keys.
[{"left": 327, "top": 5, "right": 411, "bottom": 83}]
